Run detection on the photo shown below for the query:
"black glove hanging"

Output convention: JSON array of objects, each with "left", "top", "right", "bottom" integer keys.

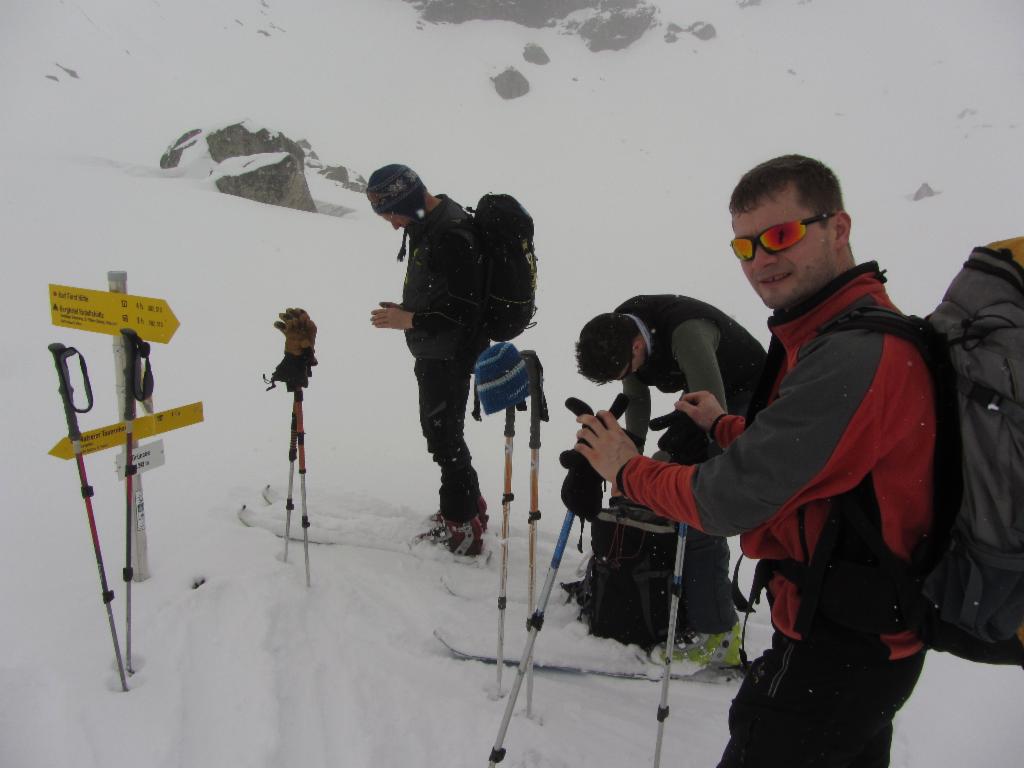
[
  {"left": 650, "top": 410, "right": 709, "bottom": 465},
  {"left": 559, "top": 394, "right": 639, "bottom": 521},
  {"left": 268, "top": 348, "right": 316, "bottom": 392}
]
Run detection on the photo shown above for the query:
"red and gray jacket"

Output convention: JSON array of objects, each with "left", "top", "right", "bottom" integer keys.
[{"left": 618, "top": 263, "right": 936, "bottom": 659}]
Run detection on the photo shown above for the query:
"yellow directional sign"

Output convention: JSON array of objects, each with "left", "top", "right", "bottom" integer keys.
[
  {"left": 49, "top": 284, "right": 180, "bottom": 343},
  {"left": 49, "top": 402, "right": 204, "bottom": 459}
]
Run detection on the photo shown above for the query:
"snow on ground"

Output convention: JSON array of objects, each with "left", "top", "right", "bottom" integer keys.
[{"left": 1, "top": 1, "right": 1021, "bottom": 766}]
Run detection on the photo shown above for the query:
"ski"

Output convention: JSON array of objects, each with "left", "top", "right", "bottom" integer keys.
[
  {"left": 434, "top": 628, "right": 743, "bottom": 684},
  {"left": 239, "top": 488, "right": 493, "bottom": 568}
]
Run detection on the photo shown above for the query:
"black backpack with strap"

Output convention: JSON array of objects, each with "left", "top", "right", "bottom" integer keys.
[
  {"left": 469, "top": 193, "right": 538, "bottom": 342},
  {"left": 735, "top": 243, "right": 1024, "bottom": 667}
]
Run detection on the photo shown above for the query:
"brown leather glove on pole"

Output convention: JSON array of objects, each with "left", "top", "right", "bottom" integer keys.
[
  {"left": 269, "top": 308, "right": 318, "bottom": 391},
  {"left": 275, "top": 308, "right": 318, "bottom": 359}
]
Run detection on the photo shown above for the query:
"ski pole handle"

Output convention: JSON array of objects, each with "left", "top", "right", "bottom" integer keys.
[
  {"left": 120, "top": 329, "right": 154, "bottom": 414},
  {"left": 521, "top": 350, "right": 544, "bottom": 450},
  {"left": 49, "top": 343, "right": 93, "bottom": 440}
]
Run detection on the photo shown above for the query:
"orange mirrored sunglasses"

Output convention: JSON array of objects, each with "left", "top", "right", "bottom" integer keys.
[{"left": 730, "top": 212, "right": 836, "bottom": 261}]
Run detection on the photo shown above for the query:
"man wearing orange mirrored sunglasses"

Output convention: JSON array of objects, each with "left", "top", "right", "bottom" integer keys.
[{"left": 574, "top": 155, "right": 936, "bottom": 768}]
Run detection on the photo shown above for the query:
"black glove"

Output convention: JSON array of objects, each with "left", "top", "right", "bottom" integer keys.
[
  {"left": 269, "top": 348, "right": 316, "bottom": 392},
  {"left": 560, "top": 394, "right": 641, "bottom": 521},
  {"left": 651, "top": 410, "right": 709, "bottom": 464},
  {"left": 559, "top": 448, "right": 604, "bottom": 523}
]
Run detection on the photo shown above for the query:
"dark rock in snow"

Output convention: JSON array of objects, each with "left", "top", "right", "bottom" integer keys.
[
  {"left": 523, "top": 43, "right": 550, "bottom": 64},
  {"left": 215, "top": 153, "right": 317, "bottom": 212},
  {"left": 160, "top": 129, "right": 204, "bottom": 169},
  {"left": 492, "top": 67, "right": 530, "bottom": 99},
  {"left": 205, "top": 122, "right": 306, "bottom": 168},
  {"left": 912, "top": 183, "right": 939, "bottom": 201},
  {"left": 687, "top": 21, "right": 716, "bottom": 41}
]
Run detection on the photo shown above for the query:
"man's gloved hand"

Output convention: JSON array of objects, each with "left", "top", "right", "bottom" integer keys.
[
  {"left": 651, "top": 410, "right": 710, "bottom": 465},
  {"left": 275, "top": 308, "right": 318, "bottom": 360}
]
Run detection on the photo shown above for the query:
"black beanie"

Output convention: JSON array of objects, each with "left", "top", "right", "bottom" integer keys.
[{"left": 366, "top": 164, "right": 426, "bottom": 220}]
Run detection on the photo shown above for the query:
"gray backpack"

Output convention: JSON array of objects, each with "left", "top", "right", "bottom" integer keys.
[{"left": 812, "top": 240, "right": 1024, "bottom": 664}]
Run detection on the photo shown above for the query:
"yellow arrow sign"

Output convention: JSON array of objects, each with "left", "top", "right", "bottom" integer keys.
[
  {"left": 49, "top": 401, "right": 204, "bottom": 459},
  {"left": 49, "top": 284, "right": 180, "bottom": 343}
]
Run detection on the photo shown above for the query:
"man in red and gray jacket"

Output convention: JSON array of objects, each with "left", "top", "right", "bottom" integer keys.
[{"left": 575, "top": 154, "right": 935, "bottom": 768}]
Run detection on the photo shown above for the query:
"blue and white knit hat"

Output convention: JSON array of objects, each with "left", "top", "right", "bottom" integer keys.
[
  {"left": 366, "top": 164, "right": 426, "bottom": 220},
  {"left": 475, "top": 343, "right": 529, "bottom": 415}
]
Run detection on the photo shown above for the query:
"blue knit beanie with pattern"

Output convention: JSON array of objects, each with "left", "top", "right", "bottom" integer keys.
[
  {"left": 475, "top": 343, "right": 529, "bottom": 415},
  {"left": 366, "top": 164, "right": 426, "bottom": 220}
]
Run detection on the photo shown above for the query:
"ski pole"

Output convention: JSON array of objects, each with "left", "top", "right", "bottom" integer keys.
[
  {"left": 519, "top": 350, "right": 547, "bottom": 717},
  {"left": 487, "top": 507, "right": 575, "bottom": 768},
  {"left": 294, "top": 388, "right": 311, "bottom": 587},
  {"left": 119, "top": 329, "right": 153, "bottom": 676},
  {"left": 48, "top": 343, "right": 129, "bottom": 692},
  {"left": 495, "top": 405, "right": 516, "bottom": 692},
  {"left": 486, "top": 394, "right": 625, "bottom": 767},
  {"left": 653, "top": 522, "right": 689, "bottom": 768}
]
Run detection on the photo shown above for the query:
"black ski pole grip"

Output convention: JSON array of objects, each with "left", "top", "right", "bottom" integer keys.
[
  {"left": 521, "top": 350, "right": 544, "bottom": 449},
  {"left": 49, "top": 343, "right": 93, "bottom": 439},
  {"left": 120, "top": 328, "right": 154, "bottom": 406}
]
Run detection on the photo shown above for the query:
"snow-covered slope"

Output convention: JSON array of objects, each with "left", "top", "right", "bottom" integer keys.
[{"left": 1, "top": 1, "right": 1021, "bottom": 766}]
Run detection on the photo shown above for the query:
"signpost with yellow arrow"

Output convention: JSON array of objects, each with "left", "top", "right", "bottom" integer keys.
[
  {"left": 49, "top": 283, "right": 180, "bottom": 343},
  {"left": 49, "top": 274, "right": 200, "bottom": 584}
]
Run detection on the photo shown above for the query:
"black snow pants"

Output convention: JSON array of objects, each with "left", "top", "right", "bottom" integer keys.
[
  {"left": 717, "top": 631, "right": 925, "bottom": 768},
  {"left": 414, "top": 353, "right": 481, "bottom": 524}
]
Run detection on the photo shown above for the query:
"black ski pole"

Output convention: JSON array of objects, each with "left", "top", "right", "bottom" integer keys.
[
  {"left": 48, "top": 343, "right": 128, "bottom": 692},
  {"left": 653, "top": 522, "right": 689, "bottom": 768},
  {"left": 119, "top": 329, "right": 153, "bottom": 676},
  {"left": 293, "top": 388, "right": 311, "bottom": 587},
  {"left": 518, "top": 350, "right": 548, "bottom": 716},
  {"left": 486, "top": 394, "right": 625, "bottom": 767}
]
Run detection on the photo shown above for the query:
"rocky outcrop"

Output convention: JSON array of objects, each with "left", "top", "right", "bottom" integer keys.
[
  {"left": 159, "top": 121, "right": 365, "bottom": 215},
  {"left": 406, "top": 1, "right": 660, "bottom": 51},
  {"left": 575, "top": 3, "right": 658, "bottom": 52}
]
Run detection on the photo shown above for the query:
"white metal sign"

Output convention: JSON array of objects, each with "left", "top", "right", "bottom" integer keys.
[{"left": 115, "top": 440, "right": 166, "bottom": 480}]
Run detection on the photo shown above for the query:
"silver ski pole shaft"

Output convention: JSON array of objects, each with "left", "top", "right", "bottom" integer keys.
[
  {"left": 653, "top": 523, "right": 689, "bottom": 768},
  {"left": 487, "top": 509, "right": 575, "bottom": 768},
  {"left": 283, "top": 407, "right": 297, "bottom": 563},
  {"left": 520, "top": 350, "right": 546, "bottom": 718},
  {"left": 496, "top": 406, "right": 516, "bottom": 692}
]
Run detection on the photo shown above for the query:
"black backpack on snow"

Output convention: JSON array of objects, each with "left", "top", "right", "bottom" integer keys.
[
  {"left": 570, "top": 512, "right": 679, "bottom": 649},
  {"left": 738, "top": 241, "right": 1024, "bottom": 667},
  {"left": 468, "top": 193, "right": 538, "bottom": 342}
]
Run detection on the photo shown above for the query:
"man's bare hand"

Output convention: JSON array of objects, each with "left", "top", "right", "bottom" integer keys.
[
  {"left": 575, "top": 410, "right": 640, "bottom": 484},
  {"left": 676, "top": 391, "right": 726, "bottom": 432},
  {"left": 370, "top": 301, "right": 414, "bottom": 330}
]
